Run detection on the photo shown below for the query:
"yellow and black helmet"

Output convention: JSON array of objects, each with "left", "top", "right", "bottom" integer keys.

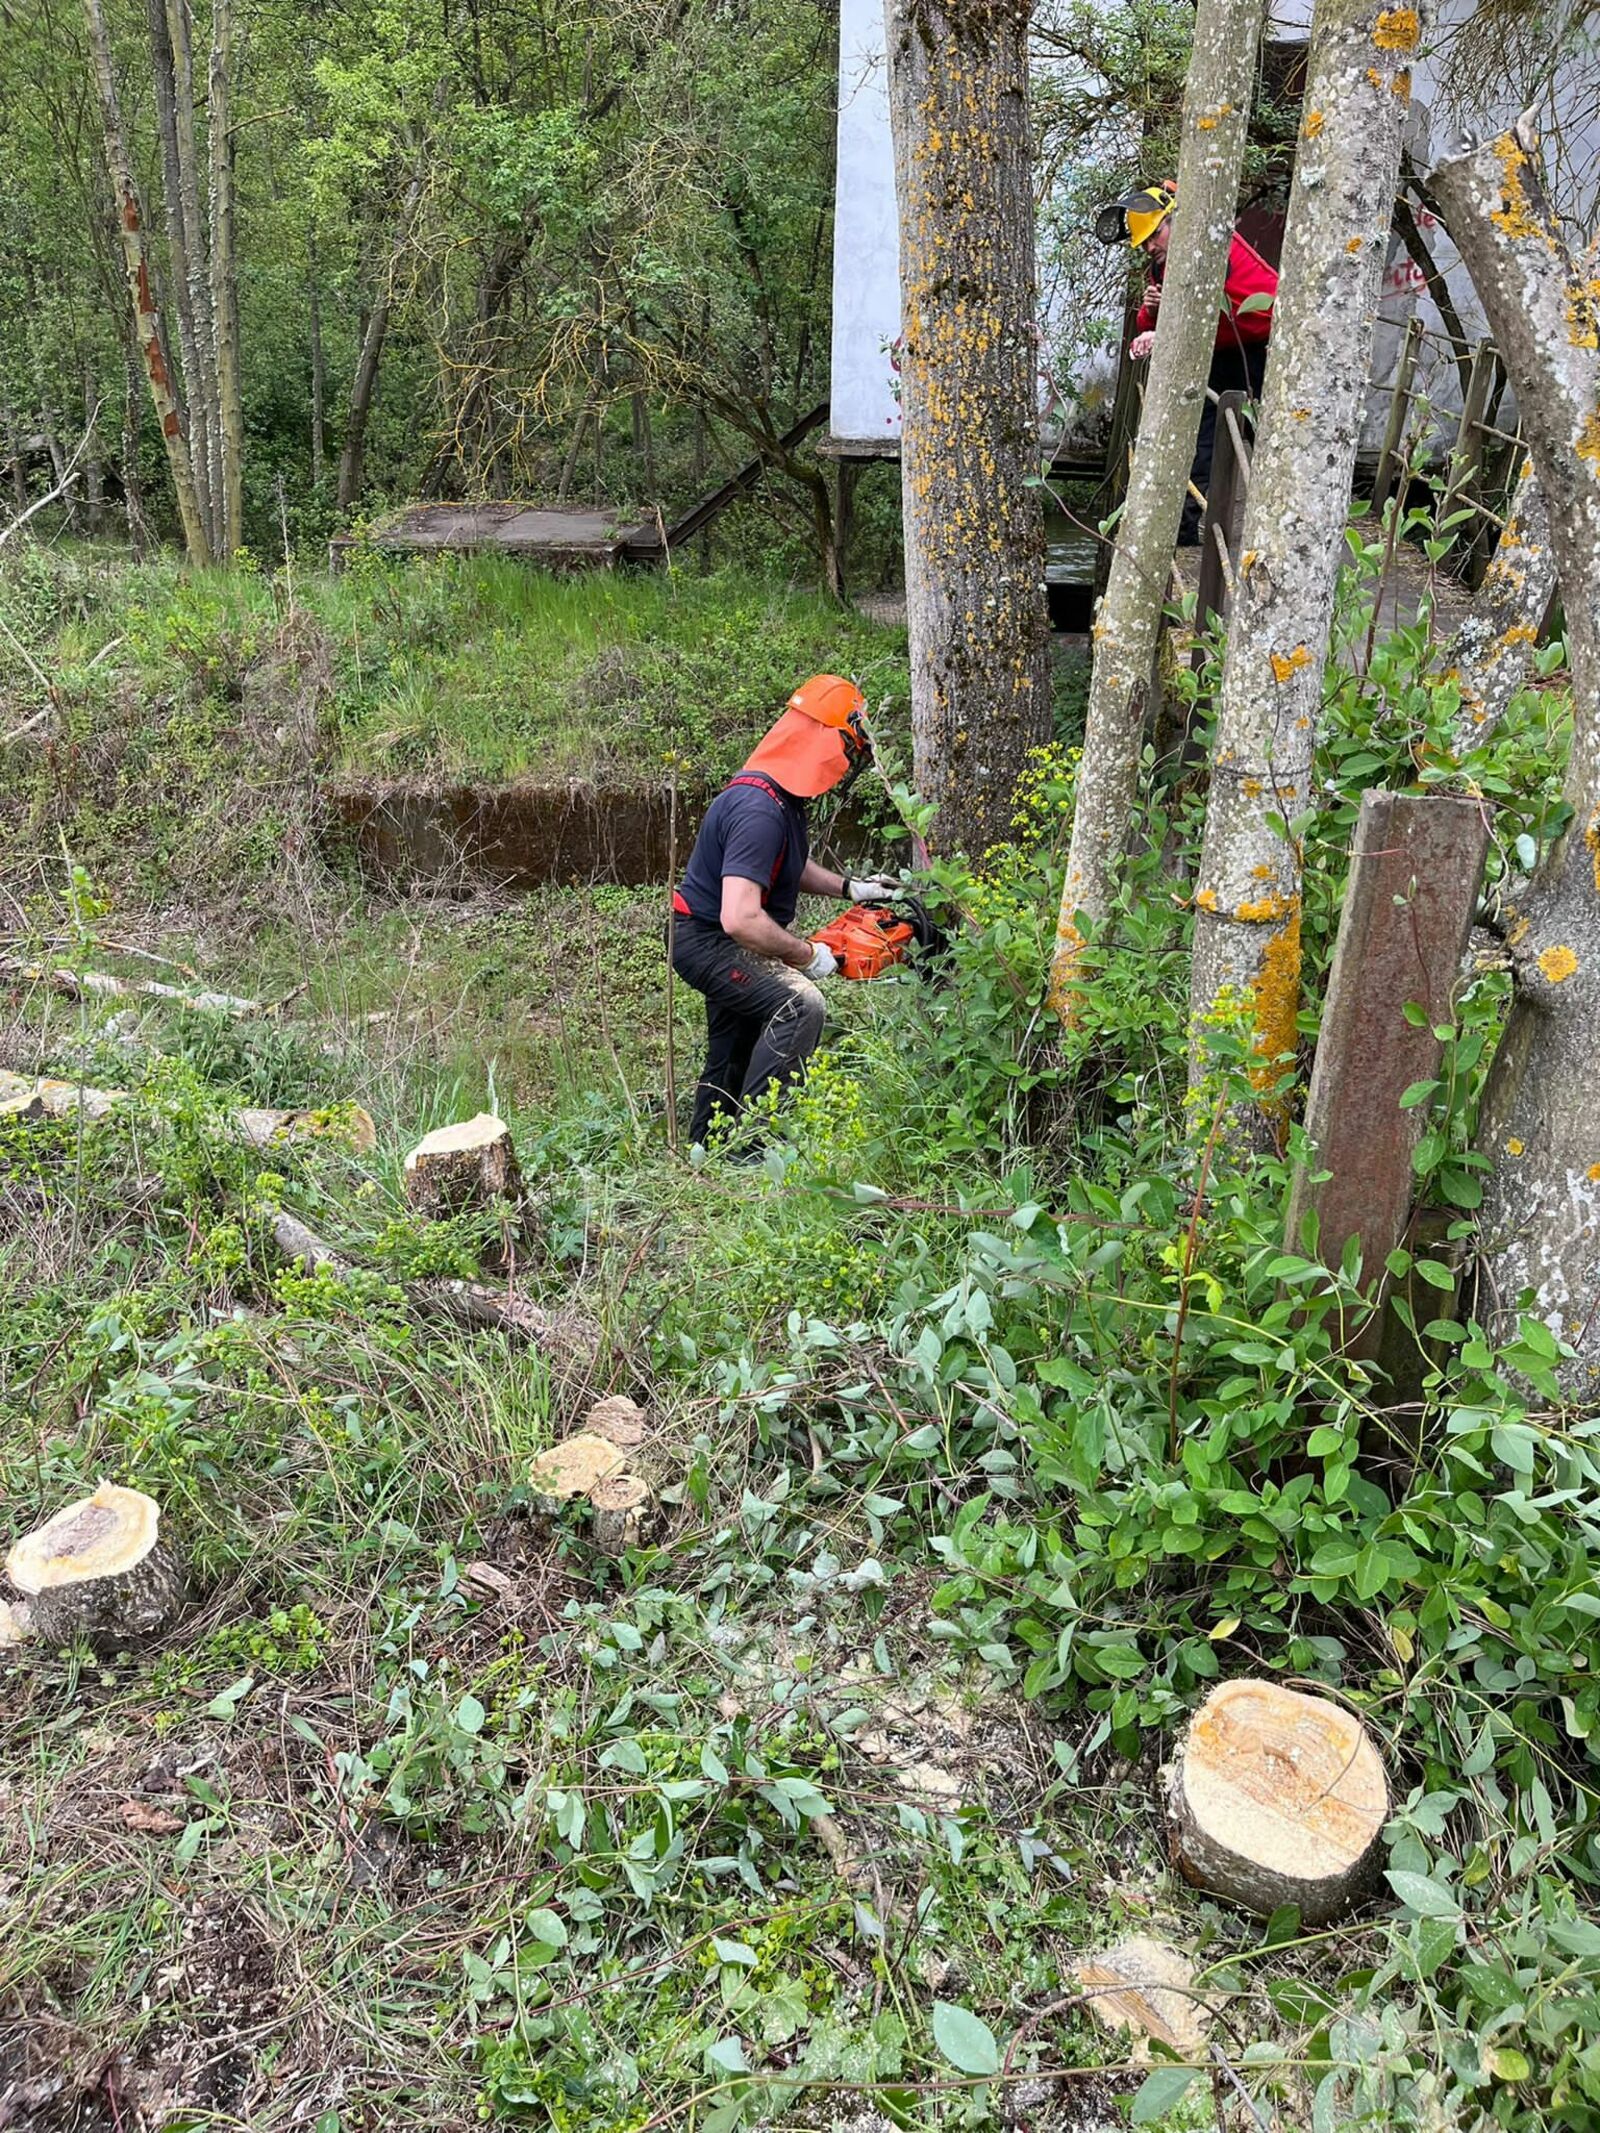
[{"left": 1094, "top": 183, "right": 1177, "bottom": 250}]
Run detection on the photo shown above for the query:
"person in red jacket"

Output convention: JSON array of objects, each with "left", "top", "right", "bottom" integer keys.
[{"left": 1096, "top": 181, "right": 1278, "bottom": 544}]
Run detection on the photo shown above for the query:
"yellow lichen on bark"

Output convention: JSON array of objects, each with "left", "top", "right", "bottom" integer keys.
[
  {"left": 1490, "top": 134, "right": 1556, "bottom": 246},
  {"left": 1537, "top": 944, "right": 1579, "bottom": 982},
  {"left": 1305, "top": 109, "right": 1325, "bottom": 138},
  {"left": 1269, "top": 644, "right": 1312, "bottom": 683},
  {"left": 1250, "top": 903, "right": 1303, "bottom": 1097},
  {"left": 1373, "top": 6, "right": 1419, "bottom": 47}
]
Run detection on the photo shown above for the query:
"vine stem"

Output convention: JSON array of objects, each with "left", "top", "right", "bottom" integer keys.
[{"left": 1169, "top": 1092, "right": 1226, "bottom": 1461}]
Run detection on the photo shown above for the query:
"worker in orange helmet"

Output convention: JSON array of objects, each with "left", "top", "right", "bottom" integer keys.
[
  {"left": 670, "top": 674, "right": 896, "bottom": 1152},
  {"left": 1098, "top": 179, "right": 1278, "bottom": 544}
]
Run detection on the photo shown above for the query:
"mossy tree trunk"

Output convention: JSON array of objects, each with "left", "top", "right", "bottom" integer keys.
[
  {"left": 1048, "top": 0, "right": 1267, "bottom": 1028},
  {"left": 884, "top": 0, "right": 1051, "bottom": 856},
  {"left": 1186, "top": 0, "right": 1426, "bottom": 1140},
  {"left": 1430, "top": 120, "right": 1600, "bottom": 1378}
]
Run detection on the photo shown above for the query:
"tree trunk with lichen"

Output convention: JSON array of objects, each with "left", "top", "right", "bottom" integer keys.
[
  {"left": 885, "top": 0, "right": 1051, "bottom": 856},
  {"left": 1430, "top": 120, "right": 1600, "bottom": 1379},
  {"left": 1048, "top": 0, "right": 1267, "bottom": 1028},
  {"left": 1445, "top": 457, "right": 1556, "bottom": 749},
  {"left": 1187, "top": 0, "right": 1426, "bottom": 1137}
]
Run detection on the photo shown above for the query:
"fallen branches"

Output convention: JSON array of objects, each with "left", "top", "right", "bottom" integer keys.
[
  {"left": 270, "top": 1209, "right": 559, "bottom": 1346},
  {"left": 1, "top": 959, "right": 264, "bottom": 1017},
  {"left": 0, "top": 1069, "right": 376, "bottom": 1152}
]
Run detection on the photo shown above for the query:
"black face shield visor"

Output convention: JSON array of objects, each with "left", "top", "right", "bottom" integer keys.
[
  {"left": 1094, "top": 200, "right": 1132, "bottom": 246},
  {"left": 837, "top": 709, "right": 871, "bottom": 795}
]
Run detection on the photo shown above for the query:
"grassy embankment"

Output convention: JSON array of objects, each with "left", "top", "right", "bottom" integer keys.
[{"left": 3, "top": 535, "right": 1598, "bottom": 2133}]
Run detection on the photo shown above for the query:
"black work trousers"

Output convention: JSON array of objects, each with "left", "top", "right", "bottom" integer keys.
[
  {"left": 671, "top": 917, "right": 826, "bottom": 1146},
  {"left": 1180, "top": 341, "right": 1269, "bottom": 546}
]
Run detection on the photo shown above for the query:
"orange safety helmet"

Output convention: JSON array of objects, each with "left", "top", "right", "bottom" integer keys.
[{"left": 742, "top": 674, "right": 868, "bottom": 799}]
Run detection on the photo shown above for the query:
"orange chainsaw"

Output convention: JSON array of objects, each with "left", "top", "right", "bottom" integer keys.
[{"left": 808, "top": 901, "right": 920, "bottom": 981}]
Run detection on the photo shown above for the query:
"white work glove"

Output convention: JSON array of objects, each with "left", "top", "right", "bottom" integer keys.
[
  {"left": 847, "top": 874, "right": 898, "bottom": 904},
  {"left": 803, "top": 941, "right": 839, "bottom": 980}
]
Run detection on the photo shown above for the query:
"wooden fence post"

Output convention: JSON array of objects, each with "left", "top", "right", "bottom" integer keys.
[{"left": 1286, "top": 789, "right": 1488, "bottom": 1292}]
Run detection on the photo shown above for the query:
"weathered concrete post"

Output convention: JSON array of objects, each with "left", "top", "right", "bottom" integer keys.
[{"left": 1287, "top": 791, "right": 1489, "bottom": 1282}]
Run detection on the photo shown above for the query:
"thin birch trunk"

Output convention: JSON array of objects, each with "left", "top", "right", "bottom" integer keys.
[
  {"left": 885, "top": 0, "right": 1051, "bottom": 856},
  {"left": 120, "top": 324, "right": 151, "bottom": 555},
  {"left": 164, "top": 0, "right": 220, "bottom": 553},
  {"left": 208, "top": 0, "right": 243, "bottom": 554},
  {"left": 336, "top": 164, "right": 427, "bottom": 513},
  {"left": 1048, "top": 0, "right": 1267, "bottom": 1028},
  {"left": 1430, "top": 119, "right": 1600, "bottom": 1376},
  {"left": 1186, "top": 0, "right": 1426, "bottom": 1135},
  {"left": 308, "top": 233, "right": 326, "bottom": 490},
  {"left": 82, "top": 366, "right": 105, "bottom": 534},
  {"left": 556, "top": 408, "right": 590, "bottom": 504},
  {"left": 2, "top": 402, "right": 27, "bottom": 512},
  {"left": 1445, "top": 456, "right": 1556, "bottom": 749},
  {"left": 82, "top": 0, "right": 210, "bottom": 562},
  {"left": 146, "top": 0, "right": 211, "bottom": 546}
]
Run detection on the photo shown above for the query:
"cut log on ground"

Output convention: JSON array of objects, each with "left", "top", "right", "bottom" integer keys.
[
  {"left": 1167, "top": 1679, "right": 1388, "bottom": 1923},
  {"left": 526, "top": 1395, "right": 664, "bottom": 1556},
  {"left": 404, "top": 1113, "right": 522, "bottom": 1217},
  {"left": 6, "top": 1482, "right": 185, "bottom": 1648},
  {"left": 1, "top": 959, "right": 262, "bottom": 1016},
  {"left": 270, "top": 1209, "right": 559, "bottom": 1346},
  {"left": 0, "top": 1069, "right": 375, "bottom": 1153}
]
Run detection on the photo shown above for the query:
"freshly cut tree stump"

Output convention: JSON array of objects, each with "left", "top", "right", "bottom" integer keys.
[
  {"left": 527, "top": 1397, "right": 663, "bottom": 1556},
  {"left": 5, "top": 1483, "right": 185, "bottom": 1649},
  {"left": 404, "top": 1114, "right": 522, "bottom": 1217},
  {"left": 583, "top": 1395, "right": 649, "bottom": 1452},
  {"left": 588, "top": 1472, "right": 655, "bottom": 1555},
  {"left": 528, "top": 1433, "right": 629, "bottom": 1512},
  {"left": 1167, "top": 1680, "right": 1388, "bottom": 1924}
]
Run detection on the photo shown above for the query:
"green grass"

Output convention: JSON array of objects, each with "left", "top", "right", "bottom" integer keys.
[
  {"left": 6, "top": 542, "right": 910, "bottom": 788},
  {"left": 3, "top": 536, "right": 1596, "bottom": 2133}
]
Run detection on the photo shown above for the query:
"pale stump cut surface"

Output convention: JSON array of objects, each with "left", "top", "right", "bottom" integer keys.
[
  {"left": 1168, "top": 1679, "right": 1388, "bottom": 1923},
  {"left": 526, "top": 1397, "right": 663, "bottom": 1556},
  {"left": 6, "top": 1482, "right": 185, "bottom": 1648},
  {"left": 404, "top": 1113, "right": 522, "bottom": 1217},
  {"left": 1074, "top": 1937, "right": 1214, "bottom": 2060}
]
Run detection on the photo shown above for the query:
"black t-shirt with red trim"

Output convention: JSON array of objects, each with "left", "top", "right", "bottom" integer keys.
[{"left": 677, "top": 773, "right": 810, "bottom": 929}]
